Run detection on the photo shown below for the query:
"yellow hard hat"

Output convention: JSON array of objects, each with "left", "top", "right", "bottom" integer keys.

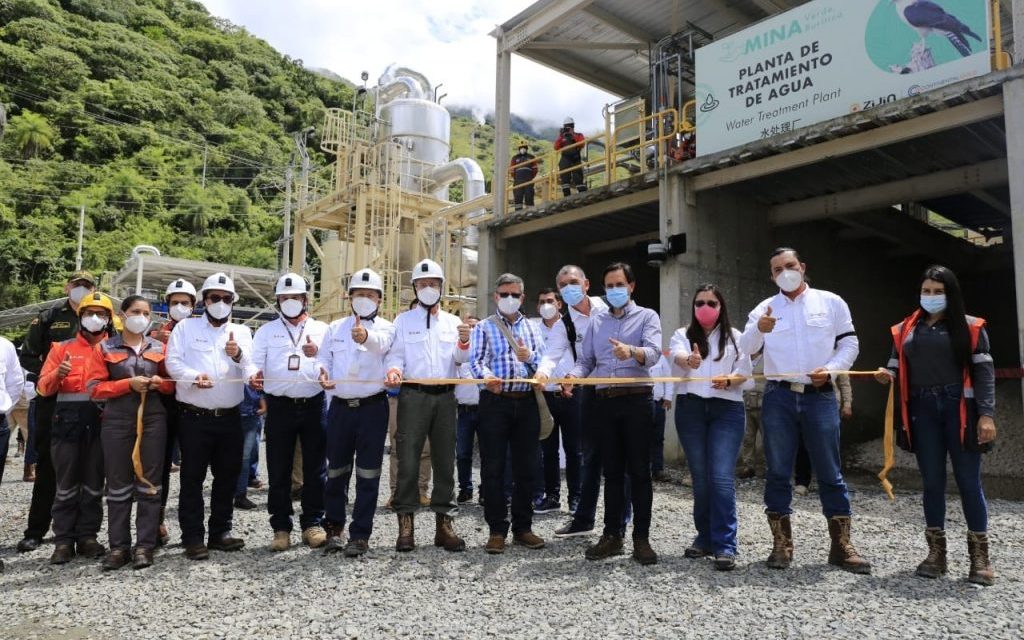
[{"left": 78, "top": 291, "right": 115, "bottom": 316}]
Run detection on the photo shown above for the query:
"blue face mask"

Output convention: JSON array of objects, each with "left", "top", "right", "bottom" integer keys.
[
  {"left": 606, "top": 287, "right": 630, "bottom": 309},
  {"left": 559, "top": 284, "right": 585, "bottom": 306},
  {"left": 920, "top": 294, "right": 947, "bottom": 314}
]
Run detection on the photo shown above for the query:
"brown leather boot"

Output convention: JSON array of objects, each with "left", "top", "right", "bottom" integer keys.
[
  {"left": 157, "top": 507, "right": 169, "bottom": 547},
  {"left": 967, "top": 531, "right": 995, "bottom": 586},
  {"left": 434, "top": 514, "right": 466, "bottom": 552},
  {"left": 766, "top": 512, "right": 793, "bottom": 569},
  {"left": 395, "top": 513, "right": 415, "bottom": 552},
  {"left": 827, "top": 516, "right": 871, "bottom": 574},
  {"left": 23, "top": 462, "right": 35, "bottom": 483},
  {"left": 915, "top": 528, "right": 947, "bottom": 578}
]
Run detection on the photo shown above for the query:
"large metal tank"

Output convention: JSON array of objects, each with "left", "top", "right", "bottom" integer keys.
[{"left": 379, "top": 98, "right": 451, "bottom": 194}]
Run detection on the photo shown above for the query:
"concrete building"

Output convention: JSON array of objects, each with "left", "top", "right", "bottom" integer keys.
[{"left": 480, "top": 0, "right": 1023, "bottom": 468}]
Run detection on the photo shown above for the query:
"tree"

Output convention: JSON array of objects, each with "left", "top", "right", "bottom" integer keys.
[{"left": 7, "top": 110, "right": 57, "bottom": 158}]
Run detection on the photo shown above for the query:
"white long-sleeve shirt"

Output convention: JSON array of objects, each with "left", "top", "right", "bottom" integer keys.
[
  {"left": 384, "top": 306, "right": 468, "bottom": 380},
  {"left": 251, "top": 316, "right": 330, "bottom": 398},
  {"left": 567, "top": 295, "right": 608, "bottom": 345},
  {"left": 166, "top": 316, "right": 259, "bottom": 409},
  {"left": 535, "top": 317, "right": 573, "bottom": 391},
  {"left": 454, "top": 363, "right": 480, "bottom": 405},
  {"left": 318, "top": 315, "right": 395, "bottom": 399},
  {"left": 649, "top": 354, "right": 674, "bottom": 401},
  {"left": 0, "top": 337, "right": 25, "bottom": 414},
  {"left": 738, "top": 287, "right": 859, "bottom": 384},
  {"left": 670, "top": 326, "right": 752, "bottom": 402}
]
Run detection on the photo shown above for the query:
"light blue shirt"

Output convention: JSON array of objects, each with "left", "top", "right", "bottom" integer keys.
[{"left": 569, "top": 301, "right": 662, "bottom": 388}]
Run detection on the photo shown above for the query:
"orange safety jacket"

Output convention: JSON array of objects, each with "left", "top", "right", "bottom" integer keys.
[
  {"left": 89, "top": 336, "right": 175, "bottom": 400},
  {"left": 37, "top": 333, "right": 108, "bottom": 400},
  {"left": 891, "top": 309, "right": 985, "bottom": 448}
]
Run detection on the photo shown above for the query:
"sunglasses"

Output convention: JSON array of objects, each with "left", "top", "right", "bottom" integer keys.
[
  {"left": 205, "top": 294, "right": 233, "bottom": 304},
  {"left": 694, "top": 300, "right": 720, "bottom": 308},
  {"left": 497, "top": 292, "right": 522, "bottom": 298}
]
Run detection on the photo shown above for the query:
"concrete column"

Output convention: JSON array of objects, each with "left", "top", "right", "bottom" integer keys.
[
  {"left": 493, "top": 30, "right": 512, "bottom": 222},
  {"left": 1014, "top": 0, "right": 1024, "bottom": 63},
  {"left": 1006, "top": 77, "right": 1024, "bottom": 404},
  {"left": 475, "top": 226, "right": 501, "bottom": 318}
]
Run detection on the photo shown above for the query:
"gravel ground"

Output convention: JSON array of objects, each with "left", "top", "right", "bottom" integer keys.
[{"left": 1, "top": 446, "right": 1022, "bottom": 640}]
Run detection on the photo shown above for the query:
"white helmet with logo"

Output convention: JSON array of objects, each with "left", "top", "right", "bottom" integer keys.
[
  {"left": 563, "top": 116, "right": 575, "bottom": 126},
  {"left": 348, "top": 268, "right": 383, "bottom": 294},
  {"left": 165, "top": 278, "right": 197, "bottom": 302},
  {"left": 410, "top": 259, "right": 444, "bottom": 284},
  {"left": 200, "top": 272, "right": 238, "bottom": 302},
  {"left": 275, "top": 272, "right": 308, "bottom": 296}
]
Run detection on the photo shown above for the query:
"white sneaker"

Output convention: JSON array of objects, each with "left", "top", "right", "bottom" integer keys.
[{"left": 794, "top": 484, "right": 809, "bottom": 497}]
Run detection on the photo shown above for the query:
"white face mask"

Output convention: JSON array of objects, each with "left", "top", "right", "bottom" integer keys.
[
  {"left": 124, "top": 315, "right": 151, "bottom": 335},
  {"left": 497, "top": 296, "right": 522, "bottom": 316},
  {"left": 206, "top": 301, "right": 232, "bottom": 320},
  {"left": 169, "top": 303, "right": 192, "bottom": 321},
  {"left": 351, "top": 296, "right": 378, "bottom": 318},
  {"left": 68, "top": 285, "right": 91, "bottom": 305},
  {"left": 81, "top": 313, "right": 107, "bottom": 333},
  {"left": 774, "top": 269, "right": 803, "bottom": 293},
  {"left": 416, "top": 286, "right": 441, "bottom": 307},
  {"left": 539, "top": 303, "right": 559, "bottom": 320},
  {"left": 279, "top": 299, "right": 305, "bottom": 319}
]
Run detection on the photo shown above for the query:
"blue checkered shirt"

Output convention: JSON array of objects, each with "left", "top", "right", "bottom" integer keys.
[{"left": 469, "top": 313, "right": 545, "bottom": 393}]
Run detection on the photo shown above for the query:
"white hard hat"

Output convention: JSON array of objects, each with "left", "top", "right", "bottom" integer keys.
[
  {"left": 275, "top": 272, "right": 308, "bottom": 296},
  {"left": 563, "top": 116, "right": 575, "bottom": 126},
  {"left": 410, "top": 259, "right": 444, "bottom": 283},
  {"left": 348, "top": 268, "right": 383, "bottom": 294},
  {"left": 200, "top": 272, "right": 238, "bottom": 302},
  {"left": 165, "top": 278, "right": 197, "bottom": 301}
]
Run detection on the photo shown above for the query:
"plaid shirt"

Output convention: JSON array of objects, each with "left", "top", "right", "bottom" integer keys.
[{"left": 469, "top": 313, "right": 545, "bottom": 393}]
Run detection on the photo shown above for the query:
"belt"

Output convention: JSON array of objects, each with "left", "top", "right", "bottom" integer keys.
[
  {"left": 179, "top": 403, "right": 240, "bottom": 417},
  {"left": 332, "top": 391, "right": 388, "bottom": 409},
  {"left": 266, "top": 393, "right": 324, "bottom": 405},
  {"left": 458, "top": 404, "right": 479, "bottom": 412},
  {"left": 486, "top": 390, "right": 531, "bottom": 400},
  {"left": 910, "top": 383, "right": 962, "bottom": 397},
  {"left": 403, "top": 383, "right": 454, "bottom": 395},
  {"left": 772, "top": 381, "right": 832, "bottom": 395},
  {"left": 595, "top": 386, "right": 652, "bottom": 399}
]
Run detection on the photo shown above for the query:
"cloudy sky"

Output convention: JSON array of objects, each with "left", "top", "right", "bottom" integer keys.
[{"left": 198, "top": 0, "right": 616, "bottom": 132}]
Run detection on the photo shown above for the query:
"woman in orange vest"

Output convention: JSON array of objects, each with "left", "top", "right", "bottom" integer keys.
[
  {"left": 875, "top": 265, "right": 997, "bottom": 586},
  {"left": 89, "top": 295, "right": 175, "bottom": 570}
]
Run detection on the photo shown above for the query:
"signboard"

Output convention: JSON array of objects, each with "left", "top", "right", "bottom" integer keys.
[{"left": 695, "top": 0, "right": 992, "bottom": 156}]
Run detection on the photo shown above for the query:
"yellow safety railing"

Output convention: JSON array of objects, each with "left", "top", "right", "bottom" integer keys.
[
  {"left": 992, "top": 0, "right": 1011, "bottom": 71},
  {"left": 505, "top": 108, "right": 688, "bottom": 210}
]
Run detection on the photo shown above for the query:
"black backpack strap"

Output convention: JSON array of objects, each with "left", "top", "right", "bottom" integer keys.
[{"left": 561, "top": 313, "right": 577, "bottom": 362}]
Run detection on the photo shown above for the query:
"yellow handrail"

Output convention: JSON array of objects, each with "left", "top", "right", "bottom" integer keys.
[{"left": 992, "top": 0, "right": 1010, "bottom": 71}]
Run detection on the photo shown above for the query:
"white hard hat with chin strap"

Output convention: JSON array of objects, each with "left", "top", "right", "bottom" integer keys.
[
  {"left": 200, "top": 272, "right": 238, "bottom": 302},
  {"left": 275, "top": 272, "right": 308, "bottom": 296},
  {"left": 411, "top": 259, "right": 444, "bottom": 327}
]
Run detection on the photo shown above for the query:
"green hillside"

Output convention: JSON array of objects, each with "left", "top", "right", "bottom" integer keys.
[{"left": 449, "top": 116, "right": 553, "bottom": 196}]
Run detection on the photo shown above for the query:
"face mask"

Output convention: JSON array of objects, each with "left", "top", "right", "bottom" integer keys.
[
  {"left": 497, "top": 296, "right": 521, "bottom": 316},
  {"left": 695, "top": 305, "right": 720, "bottom": 329},
  {"left": 81, "top": 313, "right": 107, "bottom": 333},
  {"left": 416, "top": 286, "right": 441, "bottom": 307},
  {"left": 169, "top": 304, "right": 192, "bottom": 321},
  {"left": 206, "top": 301, "right": 232, "bottom": 320},
  {"left": 775, "top": 269, "right": 803, "bottom": 293},
  {"left": 279, "top": 299, "right": 305, "bottom": 319},
  {"left": 351, "top": 296, "right": 378, "bottom": 318},
  {"left": 606, "top": 287, "right": 630, "bottom": 309},
  {"left": 539, "top": 303, "right": 559, "bottom": 320},
  {"left": 920, "top": 294, "right": 947, "bottom": 315},
  {"left": 124, "top": 315, "right": 151, "bottom": 335},
  {"left": 559, "top": 284, "right": 585, "bottom": 307},
  {"left": 68, "top": 286, "right": 91, "bottom": 305}
]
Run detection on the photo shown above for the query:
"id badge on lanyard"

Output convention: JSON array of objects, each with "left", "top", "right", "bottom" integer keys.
[
  {"left": 283, "top": 319, "right": 306, "bottom": 373},
  {"left": 287, "top": 354, "right": 301, "bottom": 371}
]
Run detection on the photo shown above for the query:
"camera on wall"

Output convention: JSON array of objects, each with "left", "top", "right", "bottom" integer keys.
[
  {"left": 636, "top": 233, "right": 687, "bottom": 268},
  {"left": 646, "top": 242, "right": 668, "bottom": 267}
]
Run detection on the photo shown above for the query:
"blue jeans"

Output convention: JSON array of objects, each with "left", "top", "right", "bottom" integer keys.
[
  {"left": 910, "top": 385, "right": 987, "bottom": 532},
  {"left": 651, "top": 402, "right": 666, "bottom": 474},
  {"left": 539, "top": 392, "right": 583, "bottom": 502},
  {"left": 456, "top": 405, "right": 480, "bottom": 491},
  {"left": 762, "top": 383, "right": 850, "bottom": 518},
  {"left": 248, "top": 419, "right": 261, "bottom": 481},
  {"left": 236, "top": 415, "right": 263, "bottom": 497},
  {"left": 573, "top": 387, "right": 631, "bottom": 531},
  {"left": 675, "top": 394, "right": 746, "bottom": 555},
  {"left": 264, "top": 394, "right": 327, "bottom": 532}
]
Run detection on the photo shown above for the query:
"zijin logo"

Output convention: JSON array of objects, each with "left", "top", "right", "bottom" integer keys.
[
  {"left": 908, "top": 85, "right": 923, "bottom": 97},
  {"left": 700, "top": 95, "right": 720, "bottom": 112}
]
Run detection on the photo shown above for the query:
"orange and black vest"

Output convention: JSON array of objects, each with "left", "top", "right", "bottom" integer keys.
[{"left": 890, "top": 309, "right": 985, "bottom": 448}]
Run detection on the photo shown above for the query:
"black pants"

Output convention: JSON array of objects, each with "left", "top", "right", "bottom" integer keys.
[
  {"left": 558, "top": 157, "right": 586, "bottom": 195},
  {"left": 539, "top": 392, "right": 582, "bottom": 502},
  {"left": 160, "top": 395, "right": 180, "bottom": 508},
  {"left": 478, "top": 391, "right": 540, "bottom": 536},
  {"left": 512, "top": 183, "right": 535, "bottom": 208},
  {"left": 265, "top": 393, "right": 326, "bottom": 532},
  {"left": 177, "top": 409, "right": 243, "bottom": 545},
  {"left": 23, "top": 396, "right": 57, "bottom": 540},
  {"left": 597, "top": 393, "right": 654, "bottom": 539}
]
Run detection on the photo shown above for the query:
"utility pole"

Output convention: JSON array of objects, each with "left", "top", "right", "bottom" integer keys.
[
  {"left": 201, "top": 142, "right": 208, "bottom": 189},
  {"left": 282, "top": 158, "right": 294, "bottom": 271},
  {"left": 75, "top": 204, "right": 85, "bottom": 270}
]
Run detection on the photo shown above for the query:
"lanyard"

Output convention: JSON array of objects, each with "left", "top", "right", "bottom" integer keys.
[{"left": 281, "top": 318, "right": 306, "bottom": 353}]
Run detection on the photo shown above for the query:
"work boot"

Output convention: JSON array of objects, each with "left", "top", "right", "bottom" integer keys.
[
  {"left": 50, "top": 544, "right": 76, "bottom": 565},
  {"left": 133, "top": 547, "right": 154, "bottom": 570},
  {"left": 23, "top": 462, "right": 35, "bottom": 482},
  {"left": 915, "top": 528, "right": 947, "bottom": 579},
  {"left": 102, "top": 548, "right": 131, "bottom": 571},
  {"left": 585, "top": 534, "right": 624, "bottom": 561},
  {"left": 270, "top": 531, "right": 291, "bottom": 552},
  {"left": 17, "top": 536, "right": 42, "bottom": 553},
  {"left": 77, "top": 538, "right": 106, "bottom": 559},
  {"left": 766, "top": 512, "right": 793, "bottom": 569},
  {"left": 484, "top": 534, "right": 506, "bottom": 554},
  {"left": 344, "top": 539, "right": 369, "bottom": 558},
  {"left": 208, "top": 533, "right": 245, "bottom": 552},
  {"left": 323, "top": 523, "right": 345, "bottom": 554},
  {"left": 632, "top": 538, "right": 658, "bottom": 566},
  {"left": 512, "top": 531, "right": 545, "bottom": 549},
  {"left": 827, "top": 516, "right": 871, "bottom": 574},
  {"left": 302, "top": 526, "right": 327, "bottom": 549},
  {"left": 396, "top": 513, "right": 415, "bottom": 552},
  {"left": 967, "top": 531, "right": 996, "bottom": 586},
  {"left": 157, "top": 507, "right": 169, "bottom": 547},
  {"left": 434, "top": 514, "right": 466, "bottom": 552},
  {"left": 184, "top": 543, "right": 209, "bottom": 561}
]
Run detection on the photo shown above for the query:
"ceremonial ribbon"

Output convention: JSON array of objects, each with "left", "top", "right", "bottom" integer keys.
[
  {"left": 877, "top": 381, "right": 896, "bottom": 501},
  {"left": 133, "top": 390, "right": 158, "bottom": 496}
]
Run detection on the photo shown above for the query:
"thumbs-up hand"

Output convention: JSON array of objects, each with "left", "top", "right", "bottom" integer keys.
[
  {"left": 351, "top": 316, "right": 368, "bottom": 345},
  {"left": 302, "top": 334, "right": 318, "bottom": 357},
  {"left": 757, "top": 305, "right": 777, "bottom": 334},
  {"left": 609, "top": 338, "right": 632, "bottom": 361},
  {"left": 515, "top": 337, "right": 531, "bottom": 363},
  {"left": 457, "top": 322, "right": 471, "bottom": 344},
  {"left": 249, "top": 369, "right": 264, "bottom": 391},
  {"left": 225, "top": 331, "right": 240, "bottom": 359},
  {"left": 57, "top": 353, "right": 72, "bottom": 379},
  {"left": 686, "top": 342, "right": 703, "bottom": 369}
]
